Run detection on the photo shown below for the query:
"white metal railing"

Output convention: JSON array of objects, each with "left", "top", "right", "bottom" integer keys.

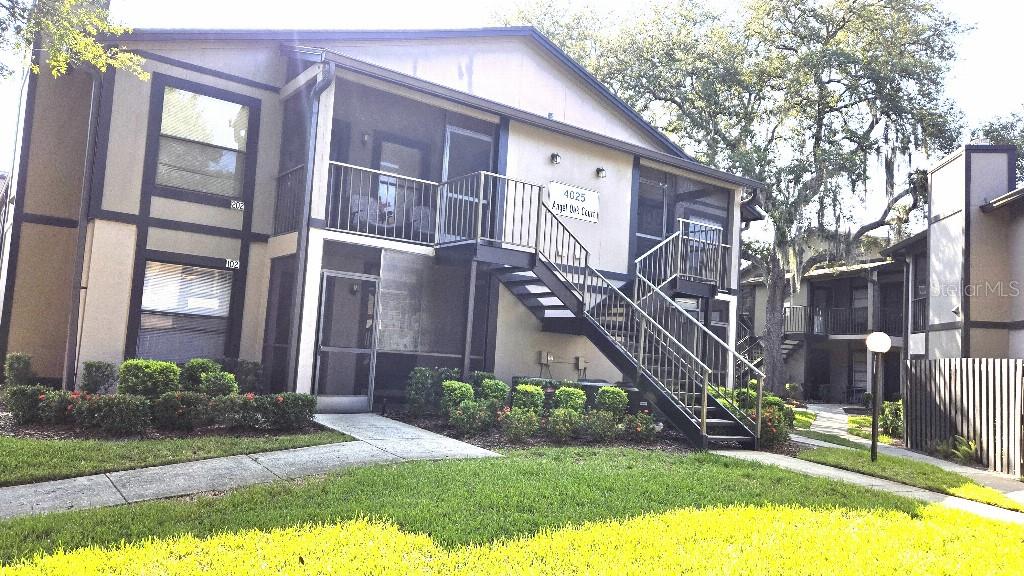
[
  {"left": 437, "top": 171, "right": 544, "bottom": 249},
  {"left": 324, "top": 162, "right": 440, "bottom": 245}
]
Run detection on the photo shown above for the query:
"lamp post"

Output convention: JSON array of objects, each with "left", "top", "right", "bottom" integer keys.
[{"left": 865, "top": 332, "right": 892, "bottom": 462}]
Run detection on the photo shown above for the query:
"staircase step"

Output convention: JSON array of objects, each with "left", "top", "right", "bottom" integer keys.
[
  {"left": 706, "top": 434, "right": 754, "bottom": 444},
  {"left": 543, "top": 309, "right": 576, "bottom": 318}
]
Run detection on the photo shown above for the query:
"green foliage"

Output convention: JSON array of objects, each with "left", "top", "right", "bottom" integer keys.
[
  {"left": 578, "top": 410, "right": 619, "bottom": 442},
  {"left": 553, "top": 386, "right": 586, "bottom": 413},
  {"left": 4, "top": 385, "right": 49, "bottom": 424},
  {"left": 79, "top": 361, "right": 116, "bottom": 394},
  {"left": 151, "top": 392, "right": 211, "bottom": 431},
  {"left": 758, "top": 405, "right": 791, "bottom": 448},
  {"left": 406, "top": 367, "right": 460, "bottom": 414},
  {"left": 4, "top": 352, "right": 33, "bottom": 388},
  {"left": 448, "top": 400, "right": 492, "bottom": 437},
  {"left": 441, "top": 381, "right": 474, "bottom": 416},
  {"left": 512, "top": 384, "right": 544, "bottom": 414},
  {"left": 74, "top": 394, "right": 150, "bottom": 436},
  {"left": 880, "top": 401, "right": 904, "bottom": 438},
  {"left": 477, "top": 379, "right": 510, "bottom": 404},
  {"left": 499, "top": 407, "right": 540, "bottom": 442},
  {"left": 255, "top": 393, "right": 316, "bottom": 431},
  {"left": 621, "top": 411, "right": 657, "bottom": 442},
  {"left": 37, "top": 390, "right": 80, "bottom": 425},
  {"left": 545, "top": 408, "right": 581, "bottom": 443},
  {"left": 467, "top": 371, "right": 496, "bottom": 388},
  {"left": 200, "top": 371, "right": 238, "bottom": 397},
  {"left": 862, "top": 392, "right": 874, "bottom": 409},
  {"left": 594, "top": 387, "right": 628, "bottom": 417},
  {"left": 118, "top": 359, "right": 179, "bottom": 399},
  {"left": 180, "top": 359, "right": 222, "bottom": 392},
  {"left": 208, "top": 394, "right": 260, "bottom": 429},
  {"left": 220, "top": 359, "right": 263, "bottom": 394},
  {"left": 929, "top": 435, "right": 980, "bottom": 465}
]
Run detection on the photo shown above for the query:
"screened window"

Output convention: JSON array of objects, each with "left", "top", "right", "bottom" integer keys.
[
  {"left": 136, "top": 261, "right": 233, "bottom": 363},
  {"left": 155, "top": 87, "right": 249, "bottom": 197}
]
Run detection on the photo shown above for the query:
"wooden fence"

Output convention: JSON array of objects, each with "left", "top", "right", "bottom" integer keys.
[{"left": 904, "top": 358, "right": 1023, "bottom": 476}]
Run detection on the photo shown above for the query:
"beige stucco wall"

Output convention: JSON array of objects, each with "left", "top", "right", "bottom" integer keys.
[
  {"left": 76, "top": 220, "right": 137, "bottom": 370},
  {"left": 318, "top": 36, "right": 664, "bottom": 151},
  {"left": 929, "top": 329, "right": 961, "bottom": 358},
  {"left": 240, "top": 241, "right": 270, "bottom": 361},
  {"left": 966, "top": 151, "right": 1012, "bottom": 324},
  {"left": 493, "top": 284, "right": 621, "bottom": 383},
  {"left": 504, "top": 121, "right": 634, "bottom": 274}
]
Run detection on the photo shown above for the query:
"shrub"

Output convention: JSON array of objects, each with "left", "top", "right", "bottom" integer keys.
[
  {"left": 38, "top": 390, "right": 83, "bottom": 425},
  {"left": 553, "top": 386, "right": 586, "bottom": 413},
  {"left": 448, "top": 400, "right": 493, "bottom": 437},
  {"left": 512, "top": 384, "right": 544, "bottom": 414},
  {"left": 578, "top": 410, "right": 619, "bottom": 442},
  {"left": 209, "top": 394, "right": 260, "bottom": 429},
  {"left": 221, "top": 358, "right": 264, "bottom": 394},
  {"left": 477, "top": 378, "right": 510, "bottom": 405},
  {"left": 4, "top": 352, "right": 33, "bottom": 388},
  {"left": 499, "top": 407, "right": 540, "bottom": 442},
  {"left": 595, "top": 386, "right": 628, "bottom": 417},
  {"left": 406, "top": 367, "right": 460, "bottom": 414},
  {"left": 930, "top": 435, "right": 979, "bottom": 465},
  {"left": 256, "top": 393, "right": 316, "bottom": 430},
  {"left": 151, "top": 391, "right": 211, "bottom": 431},
  {"left": 622, "top": 411, "right": 658, "bottom": 442},
  {"left": 546, "top": 407, "right": 581, "bottom": 443},
  {"left": 4, "top": 384, "right": 49, "bottom": 424},
  {"left": 180, "top": 359, "right": 222, "bottom": 392},
  {"left": 74, "top": 394, "right": 150, "bottom": 436},
  {"left": 467, "top": 371, "right": 496, "bottom": 388},
  {"left": 862, "top": 392, "right": 874, "bottom": 409},
  {"left": 758, "top": 405, "right": 791, "bottom": 448},
  {"left": 79, "top": 361, "right": 117, "bottom": 394},
  {"left": 119, "top": 359, "right": 180, "bottom": 399},
  {"left": 200, "top": 371, "right": 239, "bottom": 397},
  {"left": 881, "top": 400, "right": 904, "bottom": 438},
  {"left": 441, "top": 380, "right": 474, "bottom": 415}
]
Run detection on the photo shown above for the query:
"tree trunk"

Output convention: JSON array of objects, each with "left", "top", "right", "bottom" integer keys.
[{"left": 761, "top": 253, "right": 788, "bottom": 395}]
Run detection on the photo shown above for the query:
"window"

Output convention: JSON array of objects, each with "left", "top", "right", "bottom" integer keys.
[
  {"left": 136, "top": 261, "right": 233, "bottom": 363},
  {"left": 155, "top": 87, "right": 249, "bottom": 197}
]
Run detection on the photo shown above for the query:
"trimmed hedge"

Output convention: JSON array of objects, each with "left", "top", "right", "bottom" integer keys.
[
  {"left": 553, "top": 387, "right": 586, "bottom": 413},
  {"left": 441, "top": 381, "right": 474, "bottom": 415},
  {"left": 200, "top": 371, "right": 239, "bottom": 397},
  {"left": 512, "top": 384, "right": 544, "bottom": 414},
  {"left": 477, "top": 379, "right": 510, "bottom": 404},
  {"left": 180, "top": 359, "right": 222, "bottom": 392},
  {"left": 79, "top": 361, "right": 116, "bottom": 394},
  {"left": 75, "top": 394, "right": 150, "bottom": 436},
  {"left": 4, "top": 385, "right": 49, "bottom": 424},
  {"left": 119, "top": 359, "right": 180, "bottom": 399},
  {"left": 406, "top": 367, "right": 461, "bottom": 414},
  {"left": 256, "top": 393, "right": 317, "bottom": 431},
  {"left": 3, "top": 352, "right": 33, "bottom": 388},
  {"left": 209, "top": 394, "right": 260, "bottom": 429},
  {"left": 151, "top": 392, "right": 211, "bottom": 431},
  {"left": 594, "top": 387, "right": 628, "bottom": 417}
]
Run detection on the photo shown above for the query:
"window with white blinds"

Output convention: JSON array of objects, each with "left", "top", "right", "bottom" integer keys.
[
  {"left": 155, "top": 87, "right": 249, "bottom": 197},
  {"left": 136, "top": 261, "right": 233, "bottom": 363}
]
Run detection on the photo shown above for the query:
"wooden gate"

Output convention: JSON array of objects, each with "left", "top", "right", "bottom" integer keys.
[{"left": 904, "top": 358, "right": 1024, "bottom": 476}]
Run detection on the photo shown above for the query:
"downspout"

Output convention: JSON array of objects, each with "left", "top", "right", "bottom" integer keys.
[
  {"left": 286, "top": 60, "right": 334, "bottom": 392},
  {"left": 61, "top": 67, "right": 104, "bottom": 390}
]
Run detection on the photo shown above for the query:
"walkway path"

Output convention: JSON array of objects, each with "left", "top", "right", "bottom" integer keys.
[
  {"left": 0, "top": 414, "right": 497, "bottom": 520},
  {"left": 715, "top": 449, "right": 1024, "bottom": 525},
  {"left": 803, "top": 403, "right": 1024, "bottom": 503}
]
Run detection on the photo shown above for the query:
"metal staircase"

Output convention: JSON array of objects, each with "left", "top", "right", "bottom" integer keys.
[{"left": 436, "top": 172, "right": 765, "bottom": 449}]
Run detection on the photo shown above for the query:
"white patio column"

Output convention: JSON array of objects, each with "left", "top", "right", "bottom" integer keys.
[{"left": 295, "top": 228, "right": 325, "bottom": 394}]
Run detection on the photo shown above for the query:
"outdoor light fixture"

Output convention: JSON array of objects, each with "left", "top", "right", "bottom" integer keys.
[
  {"left": 865, "top": 331, "right": 892, "bottom": 462},
  {"left": 550, "top": 153, "right": 561, "bottom": 165},
  {"left": 596, "top": 167, "right": 607, "bottom": 178}
]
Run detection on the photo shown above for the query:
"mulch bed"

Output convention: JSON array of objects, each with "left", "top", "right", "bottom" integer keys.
[{"left": 0, "top": 410, "right": 327, "bottom": 441}]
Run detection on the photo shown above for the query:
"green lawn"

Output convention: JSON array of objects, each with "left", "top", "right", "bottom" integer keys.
[
  {"left": 0, "top": 448, "right": 922, "bottom": 565},
  {"left": 798, "top": 447, "right": 1024, "bottom": 512},
  {"left": 793, "top": 409, "right": 816, "bottom": 429},
  {"left": 793, "top": 430, "right": 867, "bottom": 449},
  {"left": 847, "top": 415, "right": 898, "bottom": 445},
  {"left": 0, "top": 429, "right": 350, "bottom": 487}
]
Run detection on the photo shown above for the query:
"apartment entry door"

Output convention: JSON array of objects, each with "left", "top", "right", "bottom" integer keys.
[
  {"left": 314, "top": 271, "right": 379, "bottom": 412},
  {"left": 441, "top": 126, "right": 494, "bottom": 241}
]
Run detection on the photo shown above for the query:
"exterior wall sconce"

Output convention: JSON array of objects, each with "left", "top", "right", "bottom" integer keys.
[
  {"left": 550, "top": 153, "right": 561, "bottom": 165},
  {"left": 596, "top": 167, "right": 607, "bottom": 178}
]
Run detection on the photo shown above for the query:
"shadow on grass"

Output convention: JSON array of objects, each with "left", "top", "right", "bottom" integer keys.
[{"left": 0, "top": 447, "right": 925, "bottom": 565}]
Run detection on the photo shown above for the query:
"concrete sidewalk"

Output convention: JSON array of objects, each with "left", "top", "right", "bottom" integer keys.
[
  {"left": 0, "top": 414, "right": 497, "bottom": 520},
  {"left": 803, "top": 403, "right": 1024, "bottom": 503},
  {"left": 715, "top": 449, "right": 1024, "bottom": 525}
]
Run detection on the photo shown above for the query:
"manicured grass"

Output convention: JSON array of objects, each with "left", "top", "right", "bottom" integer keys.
[
  {"left": 0, "top": 429, "right": 350, "bottom": 487},
  {"left": 793, "top": 409, "right": 816, "bottom": 429},
  {"left": 798, "top": 447, "right": 1024, "bottom": 512},
  {"left": 793, "top": 430, "right": 867, "bottom": 449},
  {"left": 847, "top": 415, "right": 898, "bottom": 445},
  {"left": 0, "top": 448, "right": 923, "bottom": 564},
  {"left": 4, "top": 448, "right": 1024, "bottom": 574}
]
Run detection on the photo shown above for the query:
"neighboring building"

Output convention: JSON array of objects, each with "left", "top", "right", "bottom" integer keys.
[
  {"left": 742, "top": 260, "right": 905, "bottom": 403},
  {"left": 0, "top": 28, "right": 764, "bottom": 446},
  {"left": 884, "top": 143, "right": 1019, "bottom": 361}
]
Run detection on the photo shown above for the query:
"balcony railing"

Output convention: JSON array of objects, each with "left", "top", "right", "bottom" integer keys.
[
  {"left": 876, "top": 306, "right": 904, "bottom": 336},
  {"left": 274, "top": 164, "right": 306, "bottom": 235},
  {"left": 678, "top": 219, "right": 723, "bottom": 285},
  {"left": 911, "top": 297, "right": 926, "bottom": 333},
  {"left": 324, "top": 162, "right": 440, "bottom": 245},
  {"left": 828, "top": 307, "right": 869, "bottom": 335},
  {"left": 437, "top": 172, "right": 543, "bottom": 249},
  {"left": 784, "top": 306, "right": 888, "bottom": 336}
]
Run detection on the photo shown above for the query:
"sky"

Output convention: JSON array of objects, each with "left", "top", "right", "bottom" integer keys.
[{"left": 0, "top": 0, "right": 1021, "bottom": 195}]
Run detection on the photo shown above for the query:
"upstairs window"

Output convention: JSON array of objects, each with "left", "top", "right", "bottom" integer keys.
[{"left": 156, "top": 87, "right": 249, "bottom": 197}]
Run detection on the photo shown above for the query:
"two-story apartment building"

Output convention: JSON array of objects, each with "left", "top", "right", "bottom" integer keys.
[{"left": 0, "top": 28, "right": 765, "bottom": 447}]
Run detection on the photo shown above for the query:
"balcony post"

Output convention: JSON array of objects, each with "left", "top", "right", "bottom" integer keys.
[{"left": 475, "top": 172, "right": 485, "bottom": 240}]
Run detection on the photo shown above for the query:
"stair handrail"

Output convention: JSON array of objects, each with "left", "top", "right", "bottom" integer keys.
[{"left": 633, "top": 273, "right": 764, "bottom": 438}]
